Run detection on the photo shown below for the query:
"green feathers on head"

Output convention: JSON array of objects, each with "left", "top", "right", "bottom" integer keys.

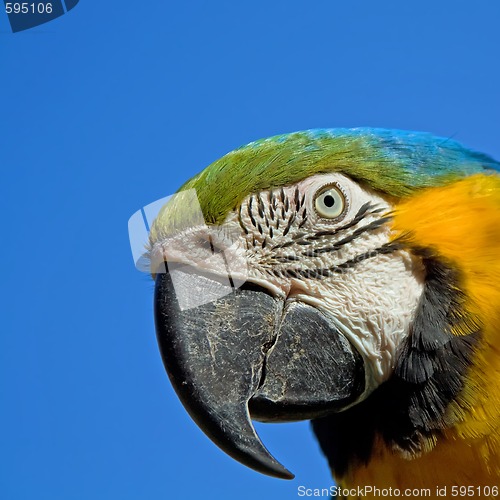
[{"left": 150, "top": 128, "right": 499, "bottom": 242}]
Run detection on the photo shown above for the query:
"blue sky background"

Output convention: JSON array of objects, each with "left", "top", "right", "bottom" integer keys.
[{"left": 1, "top": 2, "right": 499, "bottom": 499}]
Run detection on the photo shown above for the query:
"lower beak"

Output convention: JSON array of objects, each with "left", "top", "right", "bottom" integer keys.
[{"left": 154, "top": 265, "right": 364, "bottom": 479}]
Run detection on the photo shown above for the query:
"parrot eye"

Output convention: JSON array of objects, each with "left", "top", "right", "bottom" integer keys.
[{"left": 314, "top": 184, "right": 346, "bottom": 219}]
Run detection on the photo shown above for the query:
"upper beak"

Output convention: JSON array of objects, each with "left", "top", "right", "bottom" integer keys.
[{"left": 154, "top": 265, "right": 365, "bottom": 479}]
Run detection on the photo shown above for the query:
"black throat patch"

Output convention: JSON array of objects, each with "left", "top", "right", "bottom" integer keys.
[{"left": 312, "top": 256, "right": 480, "bottom": 479}]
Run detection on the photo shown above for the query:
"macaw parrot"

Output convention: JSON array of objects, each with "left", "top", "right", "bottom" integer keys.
[{"left": 148, "top": 128, "right": 500, "bottom": 496}]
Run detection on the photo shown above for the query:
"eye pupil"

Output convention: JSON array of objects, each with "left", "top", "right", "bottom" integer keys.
[
  {"left": 314, "top": 184, "right": 346, "bottom": 219},
  {"left": 323, "top": 195, "right": 335, "bottom": 208}
]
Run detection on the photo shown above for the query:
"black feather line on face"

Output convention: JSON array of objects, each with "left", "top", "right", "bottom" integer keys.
[
  {"left": 281, "top": 242, "right": 401, "bottom": 279},
  {"left": 271, "top": 202, "right": 382, "bottom": 251},
  {"left": 305, "top": 202, "right": 375, "bottom": 242},
  {"left": 298, "top": 208, "right": 308, "bottom": 229},
  {"left": 302, "top": 217, "right": 393, "bottom": 257},
  {"left": 312, "top": 257, "right": 480, "bottom": 479},
  {"left": 247, "top": 197, "right": 257, "bottom": 228}
]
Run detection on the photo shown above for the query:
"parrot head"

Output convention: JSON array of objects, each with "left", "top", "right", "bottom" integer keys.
[{"left": 148, "top": 128, "right": 500, "bottom": 481}]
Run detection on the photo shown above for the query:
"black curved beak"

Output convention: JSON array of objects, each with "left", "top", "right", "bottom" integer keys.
[{"left": 154, "top": 265, "right": 364, "bottom": 479}]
